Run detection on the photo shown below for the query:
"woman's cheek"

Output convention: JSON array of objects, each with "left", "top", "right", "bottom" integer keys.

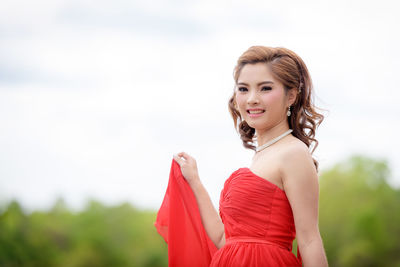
[
  {"left": 235, "top": 94, "right": 245, "bottom": 109},
  {"left": 265, "top": 90, "right": 280, "bottom": 102}
]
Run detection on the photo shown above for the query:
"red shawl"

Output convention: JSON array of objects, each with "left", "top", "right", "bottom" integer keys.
[{"left": 155, "top": 159, "right": 218, "bottom": 266}]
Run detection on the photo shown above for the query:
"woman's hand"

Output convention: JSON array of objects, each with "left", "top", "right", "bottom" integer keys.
[
  {"left": 173, "top": 152, "right": 225, "bottom": 248},
  {"left": 173, "top": 152, "right": 201, "bottom": 186}
]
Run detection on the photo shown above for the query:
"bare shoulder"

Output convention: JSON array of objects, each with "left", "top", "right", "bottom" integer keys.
[
  {"left": 279, "top": 138, "right": 318, "bottom": 186},
  {"left": 280, "top": 138, "right": 314, "bottom": 167}
]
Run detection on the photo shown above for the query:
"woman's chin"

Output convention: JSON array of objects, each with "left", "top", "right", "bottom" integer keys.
[{"left": 245, "top": 121, "right": 262, "bottom": 130}]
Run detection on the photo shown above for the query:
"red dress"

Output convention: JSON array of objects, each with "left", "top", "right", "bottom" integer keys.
[{"left": 155, "top": 160, "right": 302, "bottom": 267}]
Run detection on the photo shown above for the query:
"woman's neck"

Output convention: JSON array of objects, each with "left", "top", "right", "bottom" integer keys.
[{"left": 255, "top": 123, "right": 291, "bottom": 148}]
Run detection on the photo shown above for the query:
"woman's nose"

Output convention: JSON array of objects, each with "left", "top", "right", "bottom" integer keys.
[{"left": 247, "top": 91, "right": 259, "bottom": 105}]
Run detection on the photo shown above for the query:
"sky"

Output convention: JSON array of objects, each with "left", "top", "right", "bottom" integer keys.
[{"left": 1, "top": 0, "right": 399, "bottom": 211}]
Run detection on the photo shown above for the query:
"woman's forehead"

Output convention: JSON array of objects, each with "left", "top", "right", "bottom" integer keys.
[{"left": 237, "top": 63, "right": 275, "bottom": 83}]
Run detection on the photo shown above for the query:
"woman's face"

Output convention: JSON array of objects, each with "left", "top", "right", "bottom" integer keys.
[{"left": 235, "top": 62, "right": 293, "bottom": 131}]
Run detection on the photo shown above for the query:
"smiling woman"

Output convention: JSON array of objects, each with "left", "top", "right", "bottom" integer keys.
[
  {"left": 229, "top": 46, "right": 324, "bottom": 170},
  {"left": 157, "top": 46, "right": 329, "bottom": 267}
]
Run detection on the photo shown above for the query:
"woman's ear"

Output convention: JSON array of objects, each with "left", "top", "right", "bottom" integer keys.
[
  {"left": 232, "top": 94, "right": 238, "bottom": 109},
  {"left": 287, "top": 88, "right": 299, "bottom": 106}
]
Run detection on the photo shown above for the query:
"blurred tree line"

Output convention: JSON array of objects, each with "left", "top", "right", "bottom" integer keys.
[
  {"left": 319, "top": 155, "right": 400, "bottom": 267},
  {"left": 0, "top": 201, "right": 167, "bottom": 267},
  {"left": 1, "top": 155, "right": 400, "bottom": 267}
]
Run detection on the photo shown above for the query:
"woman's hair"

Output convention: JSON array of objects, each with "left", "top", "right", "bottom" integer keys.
[{"left": 228, "top": 46, "right": 324, "bottom": 170}]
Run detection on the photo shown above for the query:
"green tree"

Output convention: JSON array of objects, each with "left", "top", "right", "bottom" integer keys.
[
  {"left": 0, "top": 199, "right": 167, "bottom": 267},
  {"left": 319, "top": 155, "right": 400, "bottom": 267}
]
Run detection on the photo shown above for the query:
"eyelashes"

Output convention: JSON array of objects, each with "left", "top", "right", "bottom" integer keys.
[
  {"left": 237, "top": 86, "right": 272, "bottom": 92},
  {"left": 261, "top": 86, "right": 272, "bottom": 91}
]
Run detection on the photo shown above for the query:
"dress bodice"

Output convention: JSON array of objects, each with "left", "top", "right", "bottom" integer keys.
[
  {"left": 210, "top": 167, "right": 301, "bottom": 266},
  {"left": 219, "top": 167, "right": 297, "bottom": 252}
]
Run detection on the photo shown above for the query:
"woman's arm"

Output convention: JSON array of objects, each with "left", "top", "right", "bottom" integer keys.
[
  {"left": 281, "top": 145, "right": 329, "bottom": 267},
  {"left": 173, "top": 152, "right": 225, "bottom": 248}
]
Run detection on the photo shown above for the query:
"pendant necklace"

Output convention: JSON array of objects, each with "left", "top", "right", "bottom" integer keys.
[{"left": 255, "top": 129, "right": 293, "bottom": 153}]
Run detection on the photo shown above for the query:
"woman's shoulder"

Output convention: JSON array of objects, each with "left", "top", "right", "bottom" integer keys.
[
  {"left": 279, "top": 136, "right": 310, "bottom": 155},
  {"left": 278, "top": 137, "right": 316, "bottom": 176}
]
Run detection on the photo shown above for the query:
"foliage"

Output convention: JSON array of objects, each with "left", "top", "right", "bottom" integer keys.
[
  {"left": 319, "top": 155, "right": 400, "bottom": 267},
  {"left": 0, "top": 199, "right": 167, "bottom": 267},
  {"left": 1, "top": 155, "right": 400, "bottom": 266}
]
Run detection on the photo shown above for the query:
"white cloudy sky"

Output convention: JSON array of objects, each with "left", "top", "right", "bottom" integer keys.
[{"left": 1, "top": 0, "right": 399, "bottom": 211}]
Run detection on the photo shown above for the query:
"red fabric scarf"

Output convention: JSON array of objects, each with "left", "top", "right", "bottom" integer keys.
[{"left": 155, "top": 159, "right": 218, "bottom": 266}]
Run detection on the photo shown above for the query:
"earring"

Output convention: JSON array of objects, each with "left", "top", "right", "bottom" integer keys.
[{"left": 287, "top": 106, "right": 291, "bottom": 117}]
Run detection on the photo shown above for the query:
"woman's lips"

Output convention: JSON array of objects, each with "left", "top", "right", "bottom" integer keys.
[{"left": 247, "top": 109, "right": 265, "bottom": 118}]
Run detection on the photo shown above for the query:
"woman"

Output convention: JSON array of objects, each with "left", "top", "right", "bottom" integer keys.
[{"left": 172, "top": 46, "right": 328, "bottom": 266}]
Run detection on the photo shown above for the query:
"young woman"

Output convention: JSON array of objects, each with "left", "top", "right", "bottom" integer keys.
[{"left": 172, "top": 46, "right": 328, "bottom": 266}]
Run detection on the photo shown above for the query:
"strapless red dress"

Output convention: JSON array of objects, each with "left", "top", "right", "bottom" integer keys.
[{"left": 155, "top": 160, "right": 302, "bottom": 267}]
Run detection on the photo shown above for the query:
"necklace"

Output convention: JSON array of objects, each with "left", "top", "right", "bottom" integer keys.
[{"left": 255, "top": 129, "right": 293, "bottom": 153}]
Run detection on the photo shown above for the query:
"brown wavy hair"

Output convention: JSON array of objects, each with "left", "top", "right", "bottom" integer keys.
[{"left": 228, "top": 46, "right": 324, "bottom": 170}]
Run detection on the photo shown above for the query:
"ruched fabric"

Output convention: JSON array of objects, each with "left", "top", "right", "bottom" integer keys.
[
  {"left": 155, "top": 161, "right": 301, "bottom": 266},
  {"left": 154, "top": 160, "right": 217, "bottom": 267},
  {"left": 210, "top": 168, "right": 302, "bottom": 266}
]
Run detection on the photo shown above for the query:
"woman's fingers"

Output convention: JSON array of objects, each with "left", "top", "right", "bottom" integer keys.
[
  {"left": 173, "top": 154, "right": 183, "bottom": 165},
  {"left": 174, "top": 152, "right": 190, "bottom": 164},
  {"left": 174, "top": 151, "right": 191, "bottom": 163},
  {"left": 173, "top": 151, "right": 199, "bottom": 184},
  {"left": 177, "top": 151, "right": 191, "bottom": 160}
]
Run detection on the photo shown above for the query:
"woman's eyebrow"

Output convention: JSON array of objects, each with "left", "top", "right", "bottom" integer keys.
[{"left": 237, "top": 81, "right": 274, "bottom": 86}]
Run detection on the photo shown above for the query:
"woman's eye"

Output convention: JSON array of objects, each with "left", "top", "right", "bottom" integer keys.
[
  {"left": 261, "top": 86, "right": 272, "bottom": 91},
  {"left": 238, "top": 87, "right": 248, "bottom": 92}
]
